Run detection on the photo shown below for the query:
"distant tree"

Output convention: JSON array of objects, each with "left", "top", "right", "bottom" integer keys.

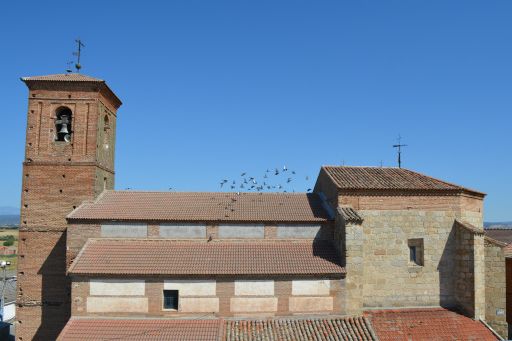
[{"left": 3, "top": 239, "right": 13, "bottom": 247}]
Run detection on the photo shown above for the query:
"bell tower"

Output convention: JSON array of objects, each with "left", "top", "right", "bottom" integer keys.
[{"left": 16, "top": 73, "right": 121, "bottom": 340}]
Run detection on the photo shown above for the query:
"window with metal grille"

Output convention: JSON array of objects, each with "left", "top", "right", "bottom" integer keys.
[{"left": 163, "top": 290, "right": 179, "bottom": 310}]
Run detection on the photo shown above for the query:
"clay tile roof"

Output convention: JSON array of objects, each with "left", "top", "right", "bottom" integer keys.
[
  {"left": 366, "top": 308, "right": 499, "bottom": 341},
  {"left": 57, "top": 318, "right": 222, "bottom": 341},
  {"left": 322, "top": 166, "right": 485, "bottom": 196},
  {"left": 455, "top": 219, "right": 485, "bottom": 235},
  {"left": 504, "top": 243, "right": 512, "bottom": 257},
  {"left": 68, "top": 191, "right": 330, "bottom": 222},
  {"left": 68, "top": 239, "right": 345, "bottom": 276},
  {"left": 485, "top": 228, "right": 512, "bottom": 245},
  {"left": 337, "top": 206, "right": 363, "bottom": 223},
  {"left": 225, "top": 316, "right": 376, "bottom": 341},
  {"left": 21, "top": 73, "right": 104, "bottom": 82}
]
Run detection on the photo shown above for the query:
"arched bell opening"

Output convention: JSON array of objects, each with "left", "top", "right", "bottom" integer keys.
[{"left": 55, "top": 107, "right": 73, "bottom": 142}]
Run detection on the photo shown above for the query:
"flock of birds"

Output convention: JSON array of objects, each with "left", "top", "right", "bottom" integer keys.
[
  {"left": 125, "top": 166, "right": 314, "bottom": 193},
  {"left": 218, "top": 166, "right": 313, "bottom": 193}
]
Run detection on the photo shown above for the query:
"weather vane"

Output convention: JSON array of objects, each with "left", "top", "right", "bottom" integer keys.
[
  {"left": 72, "top": 38, "right": 85, "bottom": 73},
  {"left": 392, "top": 135, "right": 407, "bottom": 168}
]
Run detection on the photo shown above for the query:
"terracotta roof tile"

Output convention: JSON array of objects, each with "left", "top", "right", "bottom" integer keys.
[
  {"left": 455, "top": 219, "right": 485, "bottom": 235},
  {"left": 485, "top": 228, "right": 512, "bottom": 245},
  {"left": 225, "top": 316, "right": 376, "bottom": 341},
  {"left": 366, "top": 308, "right": 499, "bottom": 340},
  {"left": 68, "top": 191, "right": 330, "bottom": 222},
  {"left": 21, "top": 73, "right": 104, "bottom": 82},
  {"left": 337, "top": 206, "right": 363, "bottom": 223},
  {"left": 57, "top": 318, "right": 222, "bottom": 341},
  {"left": 68, "top": 239, "right": 345, "bottom": 276},
  {"left": 504, "top": 243, "right": 512, "bottom": 257},
  {"left": 322, "top": 166, "right": 485, "bottom": 196}
]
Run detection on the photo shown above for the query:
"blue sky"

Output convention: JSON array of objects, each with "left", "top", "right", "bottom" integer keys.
[{"left": 0, "top": 1, "right": 510, "bottom": 221}]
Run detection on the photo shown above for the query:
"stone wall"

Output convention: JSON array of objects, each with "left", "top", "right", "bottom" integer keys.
[
  {"left": 360, "top": 209, "right": 457, "bottom": 308},
  {"left": 333, "top": 210, "right": 364, "bottom": 315},
  {"left": 452, "top": 221, "right": 489, "bottom": 322},
  {"left": 484, "top": 238, "right": 507, "bottom": 338},
  {"left": 71, "top": 276, "right": 345, "bottom": 318}
]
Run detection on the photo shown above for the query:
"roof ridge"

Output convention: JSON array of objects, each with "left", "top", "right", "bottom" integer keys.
[
  {"left": 322, "top": 165, "right": 400, "bottom": 169},
  {"left": 401, "top": 168, "right": 485, "bottom": 195},
  {"left": 110, "top": 190, "right": 312, "bottom": 195}
]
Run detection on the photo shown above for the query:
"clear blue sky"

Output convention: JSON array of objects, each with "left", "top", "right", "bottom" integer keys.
[{"left": 0, "top": 1, "right": 510, "bottom": 221}]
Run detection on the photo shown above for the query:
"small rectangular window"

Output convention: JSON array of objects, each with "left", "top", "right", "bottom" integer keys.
[
  {"left": 163, "top": 290, "right": 179, "bottom": 310},
  {"left": 408, "top": 238, "right": 424, "bottom": 266},
  {"left": 409, "top": 245, "right": 417, "bottom": 263}
]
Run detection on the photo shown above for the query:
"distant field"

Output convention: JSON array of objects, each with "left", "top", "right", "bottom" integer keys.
[
  {"left": 0, "top": 229, "right": 18, "bottom": 238},
  {"left": 0, "top": 229, "right": 18, "bottom": 270}
]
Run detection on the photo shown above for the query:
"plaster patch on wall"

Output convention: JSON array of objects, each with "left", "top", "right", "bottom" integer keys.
[
  {"left": 180, "top": 297, "right": 219, "bottom": 312},
  {"left": 276, "top": 224, "right": 322, "bottom": 238},
  {"left": 90, "top": 279, "right": 145, "bottom": 296},
  {"left": 101, "top": 223, "right": 147, "bottom": 237},
  {"left": 218, "top": 224, "right": 265, "bottom": 238},
  {"left": 235, "top": 280, "right": 274, "bottom": 296},
  {"left": 289, "top": 297, "right": 333, "bottom": 312},
  {"left": 292, "top": 279, "right": 330, "bottom": 296},
  {"left": 164, "top": 280, "right": 216, "bottom": 296},
  {"left": 160, "top": 224, "right": 206, "bottom": 238},
  {"left": 87, "top": 297, "right": 148, "bottom": 313},
  {"left": 230, "top": 297, "right": 278, "bottom": 312}
]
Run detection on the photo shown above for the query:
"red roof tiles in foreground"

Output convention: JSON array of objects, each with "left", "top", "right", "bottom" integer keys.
[
  {"left": 57, "top": 318, "right": 222, "bottom": 341},
  {"left": 68, "top": 191, "right": 330, "bottom": 222},
  {"left": 366, "top": 308, "right": 499, "bottom": 341},
  {"left": 225, "top": 316, "right": 376, "bottom": 341},
  {"left": 322, "top": 166, "right": 485, "bottom": 196},
  {"left": 68, "top": 239, "right": 345, "bottom": 276}
]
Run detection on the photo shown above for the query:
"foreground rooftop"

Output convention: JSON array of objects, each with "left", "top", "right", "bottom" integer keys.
[{"left": 57, "top": 308, "right": 499, "bottom": 340}]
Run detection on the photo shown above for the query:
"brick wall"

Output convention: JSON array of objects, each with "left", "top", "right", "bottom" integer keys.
[
  {"left": 70, "top": 276, "right": 345, "bottom": 318},
  {"left": 17, "top": 79, "right": 120, "bottom": 340},
  {"left": 66, "top": 222, "right": 334, "bottom": 267}
]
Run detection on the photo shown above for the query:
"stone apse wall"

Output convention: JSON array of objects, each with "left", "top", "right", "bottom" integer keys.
[
  {"left": 484, "top": 238, "right": 507, "bottom": 337},
  {"left": 338, "top": 192, "right": 484, "bottom": 310}
]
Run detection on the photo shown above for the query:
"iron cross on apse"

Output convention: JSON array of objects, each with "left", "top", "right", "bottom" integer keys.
[{"left": 393, "top": 135, "right": 407, "bottom": 168}]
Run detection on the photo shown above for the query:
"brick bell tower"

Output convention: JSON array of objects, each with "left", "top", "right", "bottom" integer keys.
[{"left": 17, "top": 73, "right": 121, "bottom": 340}]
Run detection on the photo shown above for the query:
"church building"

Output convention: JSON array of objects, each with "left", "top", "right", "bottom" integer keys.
[{"left": 16, "top": 73, "right": 508, "bottom": 340}]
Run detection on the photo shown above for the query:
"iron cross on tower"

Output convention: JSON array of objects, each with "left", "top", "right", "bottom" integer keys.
[
  {"left": 73, "top": 38, "right": 85, "bottom": 72},
  {"left": 393, "top": 135, "right": 407, "bottom": 168}
]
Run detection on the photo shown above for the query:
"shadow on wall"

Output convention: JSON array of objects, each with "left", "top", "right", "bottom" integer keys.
[
  {"left": 437, "top": 226, "right": 458, "bottom": 310},
  {"left": 438, "top": 223, "right": 475, "bottom": 316},
  {"left": 34, "top": 232, "right": 70, "bottom": 341}
]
